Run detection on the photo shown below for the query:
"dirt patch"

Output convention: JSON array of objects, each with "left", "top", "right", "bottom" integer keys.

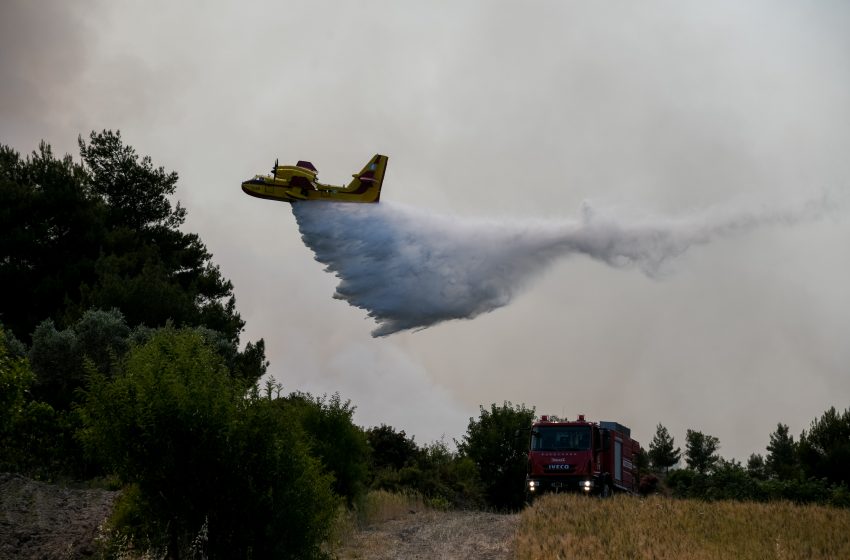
[
  {"left": 335, "top": 509, "right": 519, "bottom": 560},
  {"left": 0, "top": 473, "right": 118, "bottom": 560}
]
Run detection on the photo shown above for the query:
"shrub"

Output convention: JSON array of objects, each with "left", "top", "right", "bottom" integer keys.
[
  {"left": 457, "top": 402, "right": 535, "bottom": 511},
  {"left": 0, "top": 327, "right": 70, "bottom": 478},
  {"left": 81, "top": 327, "right": 338, "bottom": 558},
  {"left": 283, "top": 391, "right": 371, "bottom": 506}
]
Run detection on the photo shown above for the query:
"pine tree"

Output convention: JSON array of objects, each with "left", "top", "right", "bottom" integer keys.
[
  {"left": 746, "top": 453, "right": 767, "bottom": 480},
  {"left": 798, "top": 407, "right": 850, "bottom": 486},
  {"left": 685, "top": 429, "right": 720, "bottom": 474},
  {"left": 648, "top": 423, "right": 681, "bottom": 473},
  {"left": 765, "top": 423, "right": 800, "bottom": 481},
  {"left": 0, "top": 134, "right": 267, "bottom": 383}
]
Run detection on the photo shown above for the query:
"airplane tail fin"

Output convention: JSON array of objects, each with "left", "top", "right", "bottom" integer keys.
[{"left": 345, "top": 154, "right": 388, "bottom": 202}]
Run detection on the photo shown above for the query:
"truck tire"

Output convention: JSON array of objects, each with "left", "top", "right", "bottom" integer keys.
[{"left": 600, "top": 481, "right": 612, "bottom": 498}]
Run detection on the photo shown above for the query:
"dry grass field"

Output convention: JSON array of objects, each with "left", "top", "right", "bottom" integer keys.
[
  {"left": 332, "top": 491, "right": 850, "bottom": 559},
  {"left": 516, "top": 493, "right": 850, "bottom": 560},
  {"left": 5, "top": 476, "right": 847, "bottom": 559}
]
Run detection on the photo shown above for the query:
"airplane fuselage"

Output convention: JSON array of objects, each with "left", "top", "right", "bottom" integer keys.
[{"left": 241, "top": 155, "right": 387, "bottom": 204}]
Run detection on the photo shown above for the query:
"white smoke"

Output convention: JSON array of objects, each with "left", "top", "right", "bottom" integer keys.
[{"left": 292, "top": 195, "right": 834, "bottom": 337}]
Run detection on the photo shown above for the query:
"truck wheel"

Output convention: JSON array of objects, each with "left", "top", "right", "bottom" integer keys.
[{"left": 600, "top": 482, "right": 612, "bottom": 498}]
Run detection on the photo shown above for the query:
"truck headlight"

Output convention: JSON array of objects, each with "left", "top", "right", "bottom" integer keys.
[
  {"left": 528, "top": 480, "right": 537, "bottom": 491},
  {"left": 581, "top": 480, "right": 593, "bottom": 491}
]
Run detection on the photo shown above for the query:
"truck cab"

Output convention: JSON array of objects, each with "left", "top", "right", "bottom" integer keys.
[{"left": 525, "top": 415, "right": 639, "bottom": 499}]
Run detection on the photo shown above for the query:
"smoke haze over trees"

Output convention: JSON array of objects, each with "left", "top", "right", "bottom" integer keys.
[{"left": 2, "top": 134, "right": 848, "bottom": 556}]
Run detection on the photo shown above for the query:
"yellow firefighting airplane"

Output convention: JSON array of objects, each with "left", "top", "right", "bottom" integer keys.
[{"left": 241, "top": 154, "right": 388, "bottom": 203}]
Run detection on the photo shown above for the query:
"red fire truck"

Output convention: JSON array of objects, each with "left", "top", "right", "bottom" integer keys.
[{"left": 525, "top": 414, "right": 640, "bottom": 499}]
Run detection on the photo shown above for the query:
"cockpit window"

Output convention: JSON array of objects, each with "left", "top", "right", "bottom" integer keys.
[{"left": 531, "top": 426, "right": 591, "bottom": 451}]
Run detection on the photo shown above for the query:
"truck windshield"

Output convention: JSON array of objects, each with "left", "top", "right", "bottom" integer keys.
[{"left": 531, "top": 426, "right": 591, "bottom": 451}]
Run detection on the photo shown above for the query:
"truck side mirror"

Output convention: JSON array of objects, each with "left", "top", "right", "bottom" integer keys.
[{"left": 602, "top": 430, "right": 610, "bottom": 451}]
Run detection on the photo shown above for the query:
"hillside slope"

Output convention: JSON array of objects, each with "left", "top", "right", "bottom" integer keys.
[{"left": 0, "top": 473, "right": 117, "bottom": 560}]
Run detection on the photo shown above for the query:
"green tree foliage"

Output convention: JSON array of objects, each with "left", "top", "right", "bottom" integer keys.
[
  {"left": 414, "top": 440, "right": 484, "bottom": 509},
  {"left": 666, "top": 458, "right": 849, "bottom": 507},
  {"left": 0, "top": 326, "right": 65, "bottom": 477},
  {"left": 765, "top": 423, "right": 801, "bottom": 481},
  {"left": 80, "top": 327, "right": 243, "bottom": 552},
  {"left": 668, "top": 459, "right": 760, "bottom": 502},
  {"left": 220, "top": 397, "right": 338, "bottom": 559},
  {"left": 283, "top": 391, "right": 371, "bottom": 505},
  {"left": 0, "top": 327, "right": 26, "bottom": 358},
  {"left": 76, "top": 131, "right": 243, "bottom": 343},
  {"left": 72, "top": 308, "right": 131, "bottom": 373},
  {"left": 747, "top": 453, "right": 767, "bottom": 480},
  {"left": 1, "top": 327, "right": 37, "bottom": 470},
  {"left": 0, "top": 142, "right": 98, "bottom": 339},
  {"left": 78, "top": 130, "right": 184, "bottom": 232},
  {"left": 367, "top": 424, "right": 419, "bottom": 471},
  {"left": 21, "top": 310, "right": 265, "bottom": 480},
  {"left": 685, "top": 429, "right": 720, "bottom": 474},
  {"left": 28, "top": 309, "right": 257, "bottom": 410},
  {"left": 365, "top": 425, "right": 484, "bottom": 508},
  {"left": 0, "top": 134, "right": 264, "bottom": 383},
  {"left": 704, "top": 459, "right": 761, "bottom": 501},
  {"left": 457, "top": 402, "right": 535, "bottom": 510},
  {"left": 28, "top": 319, "right": 80, "bottom": 409},
  {"left": 798, "top": 407, "right": 850, "bottom": 487},
  {"left": 28, "top": 309, "right": 129, "bottom": 409},
  {"left": 656, "top": 412, "right": 850, "bottom": 508},
  {"left": 80, "top": 327, "right": 336, "bottom": 558},
  {"left": 648, "top": 423, "right": 681, "bottom": 473}
]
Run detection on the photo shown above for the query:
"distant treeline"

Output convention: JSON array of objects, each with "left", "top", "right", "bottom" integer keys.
[
  {"left": 645, "top": 415, "right": 850, "bottom": 506},
  {"left": 1, "top": 134, "right": 847, "bottom": 559}
]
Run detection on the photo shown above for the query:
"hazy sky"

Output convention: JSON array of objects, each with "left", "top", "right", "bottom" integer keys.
[{"left": 2, "top": 0, "right": 849, "bottom": 460}]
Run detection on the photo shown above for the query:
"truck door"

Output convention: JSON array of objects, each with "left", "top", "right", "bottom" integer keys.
[{"left": 614, "top": 439, "right": 622, "bottom": 482}]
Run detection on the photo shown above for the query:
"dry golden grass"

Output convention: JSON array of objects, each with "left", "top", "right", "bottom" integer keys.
[
  {"left": 515, "top": 493, "right": 850, "bottom": 560},
  {"left": 353, "top": 490, "right": 429, "bottom": 527},
  {"left": 330, "top": 491, "right": 850, "bottom": 559},
  {"left": 327, "top": 491, "right": 426, "bottom": 553}
]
